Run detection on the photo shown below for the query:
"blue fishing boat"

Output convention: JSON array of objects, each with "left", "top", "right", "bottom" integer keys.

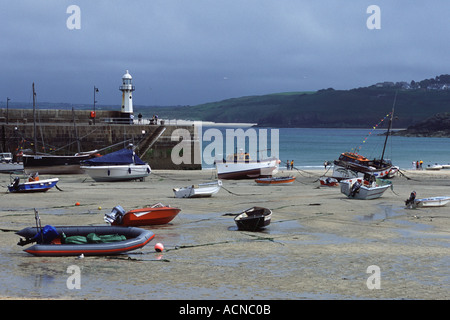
[{"left": 7, "top": 173, "right": 59, "bottom": 193}]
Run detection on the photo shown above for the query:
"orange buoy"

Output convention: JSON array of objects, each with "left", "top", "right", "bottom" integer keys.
[
  {"left": 75, "top": 202, "right": 80, "bottom": 206},
  {"left": 154, "top": 243, "right": 164, "bottom": 252}
]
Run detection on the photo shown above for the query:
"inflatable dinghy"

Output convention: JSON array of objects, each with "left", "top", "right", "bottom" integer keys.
[{"left": 16, "top": 225, "right": 155, "bottom": 257}]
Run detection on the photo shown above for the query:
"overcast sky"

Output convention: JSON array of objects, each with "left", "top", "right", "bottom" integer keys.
[{"left": 1, "top": 1, "right": 449, "bottom": 107}]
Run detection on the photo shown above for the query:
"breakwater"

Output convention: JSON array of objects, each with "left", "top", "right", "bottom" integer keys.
[{"left": 0, "top": 109, "right": 201, "bottom": 170}]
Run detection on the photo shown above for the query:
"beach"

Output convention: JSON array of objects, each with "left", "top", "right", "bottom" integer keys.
[{"left": 0, "top": 168, "right": 449, "bottom": 300}]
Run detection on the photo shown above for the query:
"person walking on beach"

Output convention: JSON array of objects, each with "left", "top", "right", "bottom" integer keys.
[
  {"left": 290, "top": 160, "right": 294, "bottom": 170},
  {"left": 286, "top": 160, "right": 290, "bottom": 170},
  {"left": 420, "top": 160, "right": 423, "bottom": 170}
]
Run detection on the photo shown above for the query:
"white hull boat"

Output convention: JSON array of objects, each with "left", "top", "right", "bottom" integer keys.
[
  {"left": 414, "top": 197, "right": 450, "bottom": 208},
  {"left": 81, "top": 163, "right": 151, "bottom": 182},
  {"left": 80, "top": 146, "right": 151, "bottom": 182},
  {"left": 425, "top": 164, "right": 443, "bottom": 171},
  {"left": 173, "top": 180, "right": 222, "bottom": 198},
  {"left": 340, "top": 177, "right": 392, "bottom": 200},
  {"left": 215, "top": 155, "right": 279, "bottom": 180}
]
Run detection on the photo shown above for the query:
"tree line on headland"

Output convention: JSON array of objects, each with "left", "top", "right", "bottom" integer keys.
[{"left": 148, "top": 74, "right": 450, "bottom": 135}]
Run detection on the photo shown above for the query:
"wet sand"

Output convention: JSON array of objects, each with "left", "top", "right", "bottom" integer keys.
[{"left": 0, "top": 168, "right": 449, "bottom": 300}]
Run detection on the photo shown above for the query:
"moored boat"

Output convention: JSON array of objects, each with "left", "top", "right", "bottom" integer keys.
[
  {"left": 105, "top": 203, "right": 181, "bottom": 226},
  {"left": 234, "top": 207, "right": 272, "bottom": 231},
  {"left": 173, "top": 180, "right": 222, "bottom": 198},
  {"left": 215, "top": 151, "right": 279, "bottom": 180},
  {"left": 425, "top": 163, "right": 442, "bottom": 171},
  {"left": 340, "top": 174, "right": 392, "bottom": 200},
  {"left": 319, "top": 177, "right": 339, "bottom": 187},
  {"left": 16, "top": 225, "right": 154, "bottom": 257},
  {"left": 81, "top": 146, "right": 151, "bottom": 182},
  {"left": 255, "top": 176, "right": 295, "bottom": 186},
  {"left": 23, "top": 151, "right": 99, "bottom": 174},
  {"left": 7, "top": 172, "right": 59, "bottom": 193},
  {"left": 332, "top": 152, "right": 394, "bottom": 180},
  {"left": 332, "top": 102, "right": 397, "bottom": 181},
  {"left": 405, "top": 192, "right": 450, "bottom": 208}
]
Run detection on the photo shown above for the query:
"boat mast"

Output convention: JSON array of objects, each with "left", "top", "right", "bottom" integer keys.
[
  {"left": 380, "top": 91, "right": 397, "bottom": 163},
  {"left": 32, "top": 83, "right": 38, "bottom": 154}
]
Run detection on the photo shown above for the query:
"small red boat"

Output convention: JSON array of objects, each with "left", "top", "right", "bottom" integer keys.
[
  {"left": 105, "top": 203, "right": 181, "bottom": 226},
  {"left": 319, "top": 177, "right": 339, "bottom": 187}
]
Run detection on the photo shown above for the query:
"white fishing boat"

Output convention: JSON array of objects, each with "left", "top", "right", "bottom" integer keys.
[
  {"left": 80, "top": 146, "right": 151, "bottom": 182},
  {"left": 415, "top": 196, "right": 450, "bottom": 208},
  {"left": 173, "top": 180, "right": 222, "bottom": 198},
  {"left": 340, "top": 175, "right": 392, "bottom": 200},
  {"left": 215, "top": 151, "right": 279, "bottom": 180},
  {"left": 425, "top": 163, "right": 442, "bottom": 171},
  {"left": 405, "top": 192, "right": 450, "bottom": 208},
  {"left": 0, "top": 152, "right": 24, "bottom": 173}
]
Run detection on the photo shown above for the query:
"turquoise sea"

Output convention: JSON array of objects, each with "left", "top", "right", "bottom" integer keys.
[{"left": 200, "top": 127, "right": 450, "bottom": 170}]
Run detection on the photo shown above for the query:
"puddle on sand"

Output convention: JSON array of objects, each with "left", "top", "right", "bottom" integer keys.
[{"left": 356, "top": 204, "right": 405, "bottom": 222}]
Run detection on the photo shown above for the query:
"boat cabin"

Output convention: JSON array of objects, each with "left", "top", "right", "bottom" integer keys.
[{"left": 225, "top": 152, "right": 251, "bottom": 163}]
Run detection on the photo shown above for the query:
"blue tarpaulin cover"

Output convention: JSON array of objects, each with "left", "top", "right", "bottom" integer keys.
[{"left": 82, "top": 148, "right": 146, "bottom": 166}]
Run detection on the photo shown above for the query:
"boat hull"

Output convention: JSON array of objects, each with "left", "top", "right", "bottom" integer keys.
[
  {"left": 7, "top": 178, "right": 59, "bottom": 193},
  {"left": 255, "top": 176, "right": 295, "bottom": 186},
  {"left": 319, "top": 177, "right": 339, "bottom": 187},
  {"left": 16, "top": 226, "right": 154, "bottom": 257},
  {"left": 23, "top": 154, "right": 96, "bottom": 174},
  {"left": 415, "top": 197, "right": 450, "bottom": 208},
  {"left": 216, "top": 158, "right": 279, "bottom": 180},
  {"left": 81, "top": 164, "right": 151, "bottom": 182},
  {"left": 112, "top": 207, "right": 181, "bottom": 226},
  {"left": 173, "top": 181, "right": 222, "bottom": 198},
  {"left": 234, "top": 207, "right": 272, "bottom": 231},
  {"left": 332, "top": 163, "right": 393, "bottom": 180},
  {"left": 340, "top": 178, "right": 392, "bottom": 200}
]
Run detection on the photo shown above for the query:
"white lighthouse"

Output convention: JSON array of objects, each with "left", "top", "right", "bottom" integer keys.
[{"left": 119, "top": 70, "right": 135, "bottom": 123}]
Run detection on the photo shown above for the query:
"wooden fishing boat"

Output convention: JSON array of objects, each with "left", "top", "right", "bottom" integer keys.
[
  {"left": 23, "top": 152, "right": 99, "bottom": 174},
  {"left": 255, "top": 176, "right": 295, "bottom": 186},
  {"left": 173, "top": 180, "right": 222, "bottom": 198},
  {"left": 319, "top": 177, "right": 339, "bottom": 187},
  {"left": 234, "top": 207, "right": 272, "bottom": 231},
  {"left": 332, "top": 101, "right": 397, "bottom": 181},
  {"left": 105, "top": 203, "right": 181, "bottom": 226},
  {"left": 7, "top": 172, "right": 59, "bottom": 193},
  {"left": 332, "top": 152, "right": 394, "bottom": 180},
  {"left": 16, "top": 225, "right": 154, "bottom": 257},
  {"left": 340, "top": 175, "right": 392, "bottom": 200},
  {"left": 215, "top": 151, "right": 279, "bottom": 180}
]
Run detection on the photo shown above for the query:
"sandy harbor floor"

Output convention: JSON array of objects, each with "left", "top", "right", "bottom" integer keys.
[{"left": 0, "top": 168, "right": 449, "bottom": 300}]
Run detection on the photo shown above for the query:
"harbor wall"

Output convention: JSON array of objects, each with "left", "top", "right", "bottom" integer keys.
[{"left": 0, "top": 109, "right": 201, "bottom": 170}]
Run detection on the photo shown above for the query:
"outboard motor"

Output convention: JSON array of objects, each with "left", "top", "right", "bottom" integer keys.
[
  {"left": 350, "top": 181, "right": 361, "bottom": 197},
  {"left": 405, "top": 191, "right": 417, "bottom": 208},
  {"left": 104, "top": 205, "right": 126, "bottom": 224},
  {"left": 12, "top": 177, "right": 20, "bottom": 190}
]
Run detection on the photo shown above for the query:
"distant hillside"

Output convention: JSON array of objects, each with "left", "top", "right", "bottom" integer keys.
[
  {"left": 149, "top": 84, "right": 450, "bottom": 128},
  {"left": 394, "top": 112, "right": 450, "bottom": 137}
]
